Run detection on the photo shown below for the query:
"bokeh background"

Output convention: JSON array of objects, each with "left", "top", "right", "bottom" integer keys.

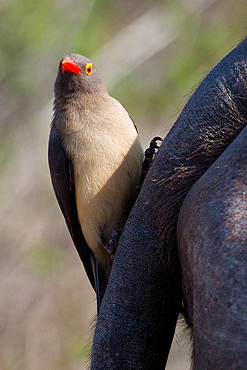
[{"left": 0, "top": 0, "right": 246, "bottom": 369}]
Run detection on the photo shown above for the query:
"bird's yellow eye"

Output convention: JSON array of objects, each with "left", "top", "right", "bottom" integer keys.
[{"left": 85, "top": 63, "right": 93, "bottom": 75}]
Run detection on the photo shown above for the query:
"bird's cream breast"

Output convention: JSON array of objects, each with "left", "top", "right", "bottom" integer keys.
[
  {"left": 61, "top": 97, "right": 143, "bottom": 257},
  {"left": 64, "top": 98, "right": 142, "bottom": 196}
]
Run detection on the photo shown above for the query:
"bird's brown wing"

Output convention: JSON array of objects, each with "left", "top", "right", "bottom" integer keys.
[{"left": 48, "top": 126, "right": 96, "bottom": 290}]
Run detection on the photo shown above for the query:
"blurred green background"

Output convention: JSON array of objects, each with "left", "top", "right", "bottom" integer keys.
[{"left": 0, "top": 0, "right": 246, "bottom": 369}]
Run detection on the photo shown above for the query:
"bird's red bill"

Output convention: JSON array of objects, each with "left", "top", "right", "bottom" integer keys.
[{"left": 60, "top": 57, "right": 81, "bottom": 74}]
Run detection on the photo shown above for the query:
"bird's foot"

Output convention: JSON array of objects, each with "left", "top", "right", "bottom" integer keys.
[
  {"left": 141, "top": 136, "right": 163, "bottom": 180},
  {"left": 103, "top": 227, "right": 123, "bottom": 256}
]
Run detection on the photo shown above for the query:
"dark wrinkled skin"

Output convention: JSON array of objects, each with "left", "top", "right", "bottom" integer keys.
[
  {"left": 91, "top": 38, "right": 247, "bottom": 369},
  {"left": 177, "top": 125, "right": 247, "bottom": 369}
]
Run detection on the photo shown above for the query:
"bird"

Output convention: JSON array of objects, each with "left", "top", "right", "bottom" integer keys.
[{"left": 48, "top": 54, "right": 144, "bottom": 311}]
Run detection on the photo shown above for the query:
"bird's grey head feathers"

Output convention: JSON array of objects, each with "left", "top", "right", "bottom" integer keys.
[{"left": 54, "top": 54, "right": 106, "bottom": 99}]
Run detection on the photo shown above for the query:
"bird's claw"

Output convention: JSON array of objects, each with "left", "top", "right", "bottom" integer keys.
[
  {"left": 142, "top": 136, "right": 163, "bottom": 180},
  {"left": 103, "top": 227, "right": 123, "bottom": 256}
]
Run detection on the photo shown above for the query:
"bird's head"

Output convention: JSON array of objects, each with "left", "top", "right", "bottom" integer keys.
[{"left": 54, "top": 54, "right": 106, "bottom": 99}]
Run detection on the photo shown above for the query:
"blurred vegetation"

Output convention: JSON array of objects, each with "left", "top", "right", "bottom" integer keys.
[{"left": 0, "top": 0, "right": 246, "bottom": 369}]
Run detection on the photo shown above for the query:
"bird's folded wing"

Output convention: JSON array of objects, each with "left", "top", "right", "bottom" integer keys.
[{"left": 48, "top": 127, "right": 96, "bottom": 290}]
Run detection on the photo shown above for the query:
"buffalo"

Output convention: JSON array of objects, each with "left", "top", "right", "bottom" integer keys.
[{"left": 91, "top": 38, "right": 247, "bottom": 369}]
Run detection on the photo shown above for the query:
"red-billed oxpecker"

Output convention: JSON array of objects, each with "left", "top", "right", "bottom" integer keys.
[{"left": 48, "top": 54, "right": 143, "bottom": 311}]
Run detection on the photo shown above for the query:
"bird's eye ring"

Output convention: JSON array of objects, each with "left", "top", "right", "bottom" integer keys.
[{"left": 85, "top": 63, "right": 93, "bottom": 75}]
